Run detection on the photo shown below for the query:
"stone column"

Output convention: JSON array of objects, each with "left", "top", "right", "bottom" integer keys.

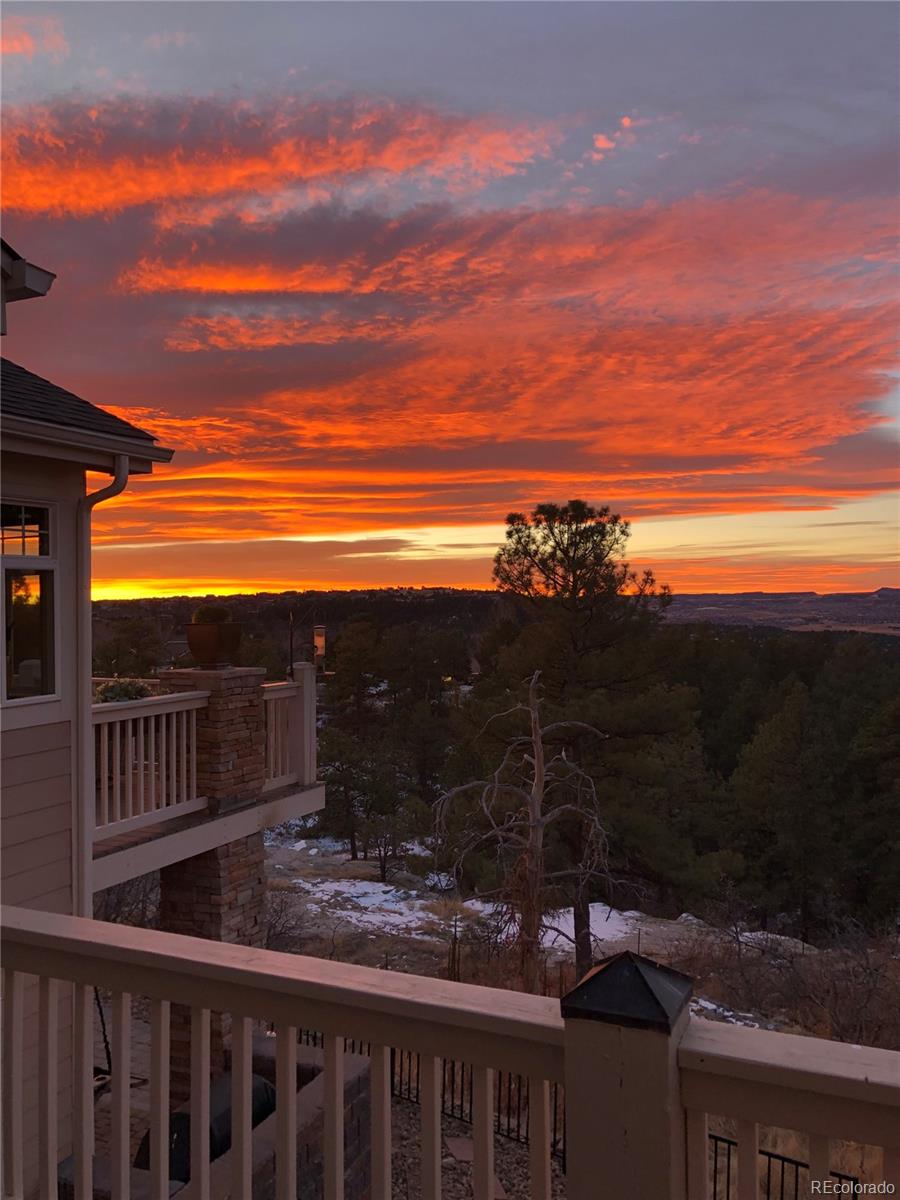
[
  {"left": 159, "top": 834, "right": 268, "bottom": 1101},
  {"left": 167, "top": 666, "right": 267, "bottom": 814},
  {"left": 158, "top": 667, "right": 269, "bottom": 1101}
]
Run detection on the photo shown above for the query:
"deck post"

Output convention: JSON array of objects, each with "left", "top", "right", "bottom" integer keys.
[
  {"left": 561, "top": 951, "right": 692, "bottom": 1200},
  {"left": 291, "top": 662, "right": 317, "bottom": 785}
]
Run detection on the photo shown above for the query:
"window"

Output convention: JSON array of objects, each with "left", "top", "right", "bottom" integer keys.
[
  {"left": 1, "top": 504, "right": 50, "bottom": 556},
  {"left": 1, "top": 502, "right": 57, "bottom": 702}
]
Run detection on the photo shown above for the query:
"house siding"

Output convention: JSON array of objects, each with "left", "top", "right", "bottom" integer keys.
[{"left": 2, "top": 453, "right": 83, "bottom": 1199}]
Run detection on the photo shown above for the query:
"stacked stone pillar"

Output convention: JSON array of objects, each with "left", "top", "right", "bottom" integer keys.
[{"left": 158, "top": 667, "right": 269, "bottom": 1101}]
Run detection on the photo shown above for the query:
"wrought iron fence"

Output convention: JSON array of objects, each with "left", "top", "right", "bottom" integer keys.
[
  {"left": 709, "top": 1134, "right": 859, "bottom": 1200},
  {"left": 294, "top": 1029, "right": 861, "bottom": 1195}
]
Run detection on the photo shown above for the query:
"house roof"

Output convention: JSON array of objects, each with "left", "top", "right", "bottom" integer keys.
[{"left": 1, "top": 357, "right": 157, "bottom": 444}]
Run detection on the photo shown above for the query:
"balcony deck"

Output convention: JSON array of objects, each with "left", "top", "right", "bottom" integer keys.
[
  {"left": 90, "top": 669, "right": 324, "bottom": 891},
  {"left": 91, "top": 779, "right": 325, "bottom": 891},
  {"left": 2, "top": 905, "right": 898, "bottom": 1200}
]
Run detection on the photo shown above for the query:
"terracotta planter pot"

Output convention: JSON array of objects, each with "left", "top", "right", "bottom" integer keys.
[{"left": 185, "top": 623, "right": 243, "bottom": 669}]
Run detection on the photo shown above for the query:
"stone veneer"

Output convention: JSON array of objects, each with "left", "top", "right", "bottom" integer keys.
[
  {"left": 59, "top": 1041, "right": 372, "bottom": 1200},
  {"left": 166, "top": 666, "right": 267, "bottom": 814},
  {"left": 158, "top": 667, "right": 271, "bottom": 1101},
  {"left": 159, "top": 832, "right": 268, "bottom": 1102}
]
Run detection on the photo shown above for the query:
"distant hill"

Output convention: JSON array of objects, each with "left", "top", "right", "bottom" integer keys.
[
  {"left": 664, "top": 587, "right": 900, "bottom": 636},
  {"left": 94, "top": 585, "right": 900, "bottom": 638}
]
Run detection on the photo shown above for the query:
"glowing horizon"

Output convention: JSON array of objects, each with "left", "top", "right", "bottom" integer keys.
[{"left": 3, "top": 3, "right": 898, "bottom": 597}]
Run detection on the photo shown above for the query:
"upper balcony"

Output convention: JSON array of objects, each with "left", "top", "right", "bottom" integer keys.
[{"left": 90, "top": 664, "right": 324, "bottom": 892}]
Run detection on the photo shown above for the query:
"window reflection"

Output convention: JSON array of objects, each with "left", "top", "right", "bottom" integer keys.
[
  {"left": 1, "top": 504, "right": 50, "bottom": 556},
  {"left": 5, "top": 570, "right": 55, "bottom": 698}
]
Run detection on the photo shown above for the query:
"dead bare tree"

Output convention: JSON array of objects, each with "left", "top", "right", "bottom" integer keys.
[{"left": 437, "top": 671, "right": 610, "bottom": 992}]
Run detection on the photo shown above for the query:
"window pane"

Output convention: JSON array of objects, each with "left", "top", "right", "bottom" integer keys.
[
  {"left": 5, "top": 570, "right": 55, "bottom": 699},
  {"left": 0, "top": 503, "right": 50, "bottom": 556}
]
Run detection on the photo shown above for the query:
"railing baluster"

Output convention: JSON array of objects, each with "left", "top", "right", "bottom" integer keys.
[
  {"left": 150, "top": 999, "right": 171, "bottom": 1200},
  {"left": 282, "top": 698, "right": 289, "bottom": 776},
  {"left": 149, "top": 713, "right": 157, "bottom": 812},
  {"left": 112, "top": 720, "right": 122, "bottom": 823},
  {"left": 111, "top": 992, "right": 132, "bottom": 1200},
  {"left": 527, "top": 1077, "right": 551, "bottom": 1200},
  {"left": 266, "top": 698, "right": 275, "bottom": 779},
  {"left": 276, "top": 1024, "right": 298, "bottom": 1200},
  {"left": 179, "top": 709, "right": 187, "bottom": 804},
  {"left": 190, "top": 1007, "right": 211, "bottom": 1200},
  {"left": 38, "top": 976, "right": 59, "bottom": 1199},
  {"left": 421, "top": 1055, "right": 442, "bottom": 1200},
  {"left": 232, "top": 1016, "right": 253, "bottom": 1197},
  {"left": 168, "top": 711, "right": 177, "bottom": 810},
  {"left": 190, "top": 708, "right": 197, "bottom": 800},
  {"left": 2, "top": 969, "right": 25, "bottom": 1200},
  {"left": 472, "top": 1066, "right": 495, "bottom": 1200},
  {"left": 73, "top": 983, "right": 94, "bottom": 1200},
  {"left": 124, "top": 717, "right": 134, "bottom": 819},
  {"left": 324, "top": 1032, "right": 345, "bottom": 1200},
  {"left": 159, "top": 710, "right": 167, "bottom": 809},
  {"left": 137, "top": 716, "right": 146, "bottom": 814},
  {"left": 808, "top": 1135, "right": 829, "bottom": 1193},
  {"left": 737, "top": 1120, "right": 758, "bottom": 1200},
  {"left": 371, "top": 1044, "right": 392, "bottom": 1200},
  {"left": 686, "top": 1110, "right": 710, "bottom": 1200},
  {"left": 99, "top": 724, "right": 109, "bottom": 828}
]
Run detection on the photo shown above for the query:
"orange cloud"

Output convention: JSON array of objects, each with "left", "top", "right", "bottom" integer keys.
[
  {"left": 164, "top": 311, "right": 411, "bottom": 351},
  {"left": 1, "top": 15, "right": 68, "bottom": 60},
  {"left": 3, "top": 84, "right": 895, "bottom": 595},
  {"left": 118, "top": 191, "right": 897, "bottom": 321},
  {"left": 2, "top": 95, "right": 555, "bottom": 217}
]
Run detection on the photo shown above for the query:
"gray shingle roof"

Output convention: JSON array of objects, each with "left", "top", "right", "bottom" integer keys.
[{"left": 1, "top": 357, "right": 156, "bottom": 443}]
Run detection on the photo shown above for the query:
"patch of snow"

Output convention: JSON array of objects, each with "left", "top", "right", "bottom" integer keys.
[
  {"left": 737, "top": 929, "right": 812, "bottom": 955},
  {"left": 308, "top": 848, "right": 318, "bottom": 856},
  {"left": 542, "top": 903, "right": 638, "bottom": 951},
  {"left": 690, "top": 996, "right": 771, "bottom": 1030},
  {"left": 405, "top": 840, "right": 434, "bottom": 857},
  {"left": 425, "top": 872, "right": 455, "bottom": 892},
  {"left": 677, "top": 913, "right": 708, "bottom": 927},
  {"left": 291, "top": 840, "right": 307, "bottom": 851},
  {"left": 290, "top": 877, "right": 494, "bottom": 939}
]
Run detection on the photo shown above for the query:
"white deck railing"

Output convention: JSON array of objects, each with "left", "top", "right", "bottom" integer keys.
[
  {"left": 1, "top": 905, "right": 898, "bottom": 1200},
  {"left": 262, "top": 666, "right": 317, "bottom": 794},
  {"left": 92, "top": 691, "right": 210, "bottom": 839}
]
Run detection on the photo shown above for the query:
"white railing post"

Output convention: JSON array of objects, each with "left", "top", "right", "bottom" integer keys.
[
  {"left": 561, "top": 951, "right": 693, "bottom": 1200},
  {"left": 291, "top": 662, "right": 317, "bottom": 786}
]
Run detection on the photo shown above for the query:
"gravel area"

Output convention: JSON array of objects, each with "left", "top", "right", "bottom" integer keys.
[{"left": 390, "top": 1096, "right": 567, "bottom": 1200}]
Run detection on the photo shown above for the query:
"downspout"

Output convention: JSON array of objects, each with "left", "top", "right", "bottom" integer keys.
[{"left": 75, "top": 454, "right": 129, "bottom": 915}]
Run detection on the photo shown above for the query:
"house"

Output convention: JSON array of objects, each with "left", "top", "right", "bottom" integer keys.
[
  {"left": 1, "top": 242, "right": 325, "bottom": 1196},
  {"left": 1, "top": 242, "right": 897, "bottom": 1198}
]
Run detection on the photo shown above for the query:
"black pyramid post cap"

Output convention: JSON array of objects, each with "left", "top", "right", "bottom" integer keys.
[{"left": 560, "top": 951, "right": 693, "bottom": 1032}]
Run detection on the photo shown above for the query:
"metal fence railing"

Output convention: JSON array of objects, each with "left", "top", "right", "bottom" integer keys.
[
  {"left": 709, "top": 1134, "right": 859, "bottom": 1200},
  {"left": 293, "top": 1028, "right": 861, "bottom": 1195}
]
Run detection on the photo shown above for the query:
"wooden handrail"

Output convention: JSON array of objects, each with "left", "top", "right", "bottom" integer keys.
[
  {"left": 0, "top": 905, "right": 564, "bottom": 1081},
  {"left": 91, "top": 690, "right": 210, "bottom": 723},
  {"left": 262, "top": 681, "right": 300, "bottom": 697},
  {"left": 4, "top": 903, "right": 898, "bottom": 1198},
  {"left": 679, "top": 1018, "right": 900, "bottom": 1151}
]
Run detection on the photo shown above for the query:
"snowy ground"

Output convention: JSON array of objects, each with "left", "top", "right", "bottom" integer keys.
[{"left": 265, "top": 827, "right": 794, "bottom": 1029}]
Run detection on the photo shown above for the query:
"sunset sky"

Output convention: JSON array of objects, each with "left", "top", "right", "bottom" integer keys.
[{"left": 2, "top": 2, "right": 898, "bottom": 598}]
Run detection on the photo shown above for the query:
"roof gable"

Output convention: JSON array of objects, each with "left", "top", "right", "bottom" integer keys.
[{"left": 1, "top": 357, "right": 157, "bottom": 444}]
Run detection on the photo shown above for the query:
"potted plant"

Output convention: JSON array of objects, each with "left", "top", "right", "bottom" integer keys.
[
  {"left": 94, "top": 679, "right": 153, "bottom": 703},
  {"left": 186, "top": 603, "right": 243, "bottom": 669}
]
